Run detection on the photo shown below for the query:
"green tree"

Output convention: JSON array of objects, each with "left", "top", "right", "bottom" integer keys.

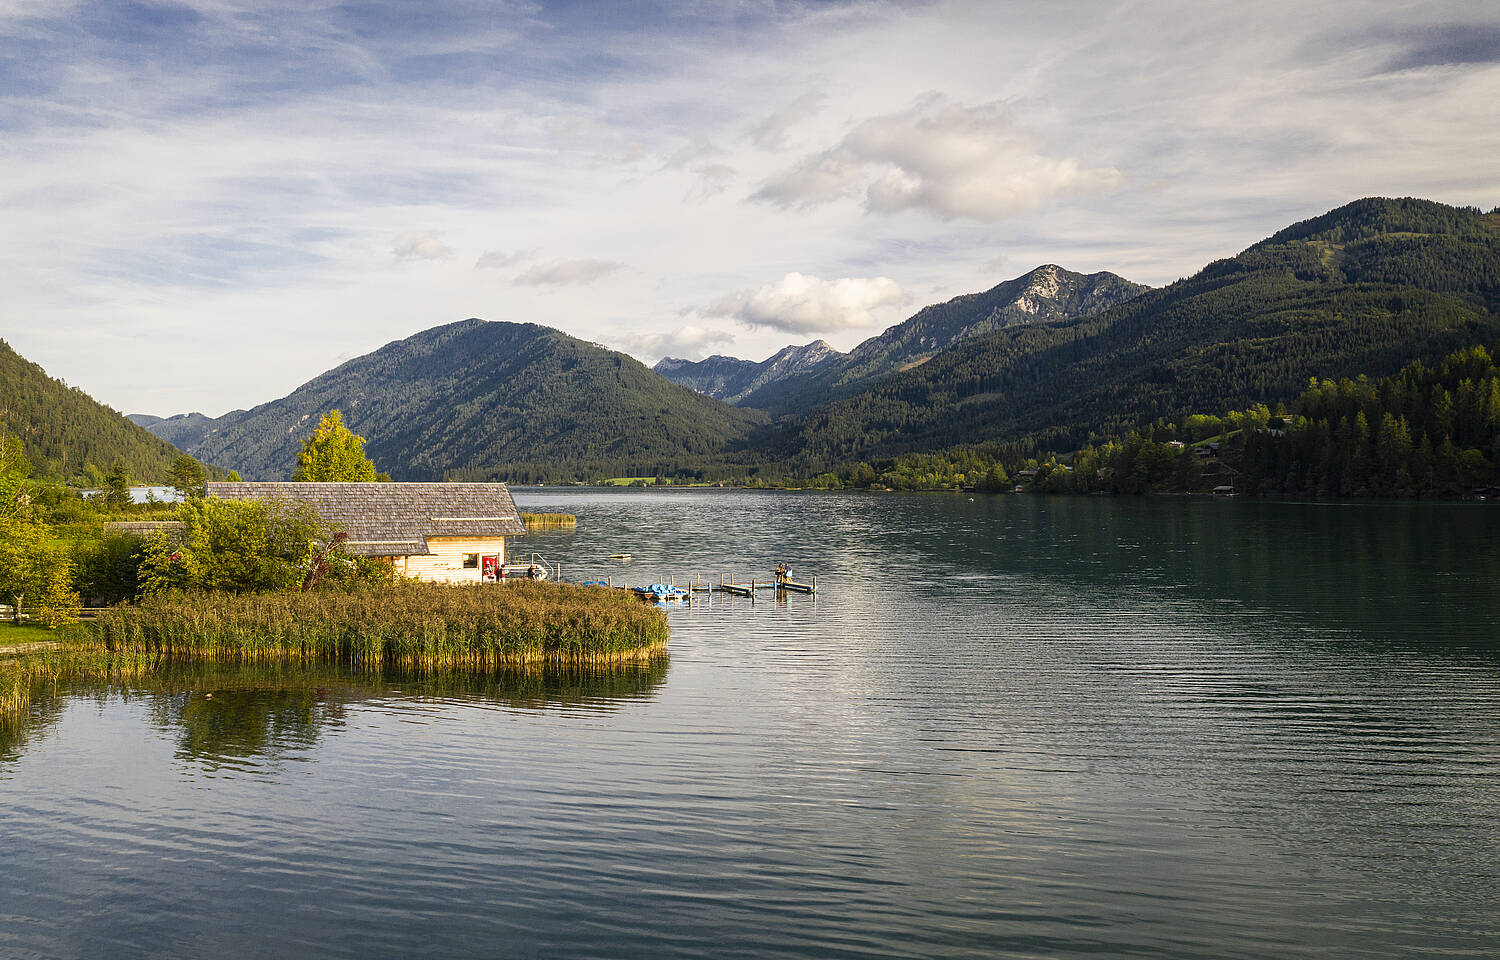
[
  {"left": 168, "top": 454, "right": 207, "bottom": 500},
  {"left": 0, "top": 435, "right": 78, "bottom": 625},
  {"left": 139, "top": 497, "right": 330, "bottom": 595},
  {"left": 1, "top": 433, "right": 31, "bottom": 521},
  {"left": 292, "top": 411, "right": 381, "bottom": 482},
  {"left": 73, "top": 533, "right": 148, "bottom": 605},
  {"left": 101, "top": 458, "right": 132, "bottom": 509}
]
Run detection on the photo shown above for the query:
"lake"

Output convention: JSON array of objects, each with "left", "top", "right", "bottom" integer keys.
[{"left": 3, "top": 490, "right": 1498, "bottom": 958}]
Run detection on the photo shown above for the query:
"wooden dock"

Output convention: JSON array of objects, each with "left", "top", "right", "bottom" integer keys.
[{"left": 580, "top": 572, "right": 818, "bottom": 602}]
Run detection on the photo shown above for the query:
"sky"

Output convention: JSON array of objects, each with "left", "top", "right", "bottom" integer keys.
[{"left": 2, "top": 0, "right": 1498, "bottom": 418}]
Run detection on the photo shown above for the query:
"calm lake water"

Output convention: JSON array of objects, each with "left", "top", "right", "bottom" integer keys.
[{"left": 3, "top": 490, "right": 1498, "bottom": 959}]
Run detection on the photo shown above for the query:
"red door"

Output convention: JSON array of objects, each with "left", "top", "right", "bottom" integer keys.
[{"left": 481, "top": 556, "right": 498, "bottom": 579}]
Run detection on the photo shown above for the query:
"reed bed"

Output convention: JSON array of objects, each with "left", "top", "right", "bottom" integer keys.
[
  {"left": 80, "top": 581, "right": 667, "bottom": 669},
  {"left": 520, "top": 512, "right": 578, "bottom": 529},
  {"left": 1, "top": 667, "right": 29, "bottom": 728}
]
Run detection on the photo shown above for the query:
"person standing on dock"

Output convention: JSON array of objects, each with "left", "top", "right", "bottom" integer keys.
[{"left": 775, "top": 562, "right": 790, "bottom": 585}]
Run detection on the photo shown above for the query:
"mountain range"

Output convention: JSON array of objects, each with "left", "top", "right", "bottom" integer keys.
[
  {"left": 88, "top": 196, "right": 1500, "bottom": 484},
  {"left": 656, "top": 264, "right": 1149, "bottom": 414},
  {"left": 767, "top": 197, "right": 1500, "bottom": 468},
  {"left": 126, "top": 412, "right": 219, "bottom": 452},
  {"left": 143, "top": 320, "right": 765, "bottom": 481},
  {"left": 653, "top": 340, "right": 843, "bottom": 406}
]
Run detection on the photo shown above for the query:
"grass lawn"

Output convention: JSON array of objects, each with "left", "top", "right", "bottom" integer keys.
[{"left": 0, "top": 623, "right": 63, "bottom": 647}]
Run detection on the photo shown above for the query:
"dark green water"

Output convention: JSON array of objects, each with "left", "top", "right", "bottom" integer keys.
[{"left": 3, "top": 491, "right": 1498, "bottom": 958}]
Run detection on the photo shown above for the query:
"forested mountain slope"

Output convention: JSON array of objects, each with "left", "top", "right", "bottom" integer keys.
[
  {"left": 0, "top": 338, "right": 185, "bottom": 480},
  {"left": 178, "top": 319, "right": 766, "bottom": 480},
  {"left": 766, "top": 198, "right": 1500, "bottom": 470},
  {"left": 737, "top": 265, "right": 1147, "bottom": 414}
]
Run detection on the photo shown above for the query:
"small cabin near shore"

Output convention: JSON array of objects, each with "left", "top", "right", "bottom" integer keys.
[{"left": 206, "top": 481, "right": 526, "bottom": 583}]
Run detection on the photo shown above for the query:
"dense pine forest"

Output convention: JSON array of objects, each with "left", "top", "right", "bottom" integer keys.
[
  {"left": 1211, "top": 346, "right": 1500, "bottom": 498},
  {"left": 791, "top": 345, "right": 1500, "bottom": 499},
  {"left": 0, "top": 338, "right": 185, "bottom": 483}
]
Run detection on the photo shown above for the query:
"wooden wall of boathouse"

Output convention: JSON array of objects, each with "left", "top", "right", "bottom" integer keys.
[{"left": 400, "top": 536, "right": 509, "bottom": 583}]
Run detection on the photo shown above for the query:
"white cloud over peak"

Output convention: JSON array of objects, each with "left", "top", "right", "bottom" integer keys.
[
  {"left": 707, "top": 273, "right": 906, "bottom": 335},
  {"left": 513, "top": 258, "right": 625, "bottom": 286},
  {"left": 625, "top": 323, "right": 737, "bottom": 364},
  {"left": 754, "top": 94, "right": 1124, "bottom": 222},
  {"left": 393, "top": 231, "right": 455, "bottom": 262}
]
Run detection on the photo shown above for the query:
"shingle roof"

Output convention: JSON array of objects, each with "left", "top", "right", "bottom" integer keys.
[{"left": 205, "top": 482, "right": 526, "bottom": 557}]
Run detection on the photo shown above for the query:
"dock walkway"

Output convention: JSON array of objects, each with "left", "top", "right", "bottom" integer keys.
[{"left": 580, "top": 572, "right": 819, "bottom": 603}]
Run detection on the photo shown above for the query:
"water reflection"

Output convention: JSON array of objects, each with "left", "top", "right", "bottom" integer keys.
[
  {"left": 3, "top": 492, "right": 1498, "bottom": 960},
  {"left": 515, "top": 488, "right": 1500, "bottom": 649},
  {"left": 1, "top": 657, "right": 670, "bottom": 768}
]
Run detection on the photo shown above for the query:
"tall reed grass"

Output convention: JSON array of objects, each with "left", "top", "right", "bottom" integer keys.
[
  {"left": 521, "top": 512, "right": 578, "bottom": 529},
  {"left": 79, "top": 580, "right": 667, "bottom": 668}
]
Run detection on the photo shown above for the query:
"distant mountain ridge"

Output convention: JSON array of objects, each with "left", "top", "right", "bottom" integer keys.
[
  {"left": 150, "top": 319, "right": 766, "bottom": 481},
  {"left": 766, "top": 197, "right": 1500, "bottom": 469},
  {"left": 657, "top": 265, "right": 1149, "bottom": 414},
  {"left": 135, "top": 197, "right": 1500, "bottom": 484},
  {"left": 126, "top": 412, "right": 221, "bottom": 451},
  {"left": 1, "top": 338, "right": 186, "bottom": 480},
  {"left": 654, "top": 340, "right": 843, "bottom": 404}
]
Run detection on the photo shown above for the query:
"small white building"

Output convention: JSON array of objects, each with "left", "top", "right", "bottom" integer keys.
[{"left": 206, "top": 481, "right": 526, "bottom": 583}]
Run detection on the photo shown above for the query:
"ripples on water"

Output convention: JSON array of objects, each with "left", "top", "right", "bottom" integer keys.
[{"left": 3, "top": 492, "right": 1498, "bottom": 959}]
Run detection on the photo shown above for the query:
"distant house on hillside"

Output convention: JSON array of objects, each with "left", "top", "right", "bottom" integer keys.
[{"left": 206, "top": 481, "right": 526, "bottom": 583}]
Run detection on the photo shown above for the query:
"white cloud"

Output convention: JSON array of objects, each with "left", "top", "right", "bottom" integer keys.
[
  {"left": 685, "top": 162, "right": 737, "bottom": 202},
  {"left": 513, "top": 258, "right": 625, "bottom": 286},
  {"left": 980, "top": 253, "right": 1009, "bottom": 274},
  {"left": 706, "top": 272, "right": 906, "bottom": 335},
  {"left": 749, "top": 91, "right": 827, "bottom": 151},
  {"left": 393, "top": 231, "right": 455, "bottom": 261},
  {"left": 475, "top": 248, "right": 531, "bottom": 270},
  {"left": 663, "top": 136, "right": 726, "bottom": 169},
  {"left": 625, "top": 323, "right": 737, "bottom": 363},
  {"left": 754, "top": 93, "right": 1124, "bottom": 222}
]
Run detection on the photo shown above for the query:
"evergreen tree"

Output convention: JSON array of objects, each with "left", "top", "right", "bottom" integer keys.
[
  {"left": 168, "top": 454, "right": 207, "bottom": 500},
  {"left": 102, "top": 458, "right": 132, "bottom": 509}
]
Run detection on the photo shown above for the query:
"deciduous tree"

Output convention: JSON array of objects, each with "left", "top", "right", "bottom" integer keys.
[{"left": 292, "top": 411, "right": 382, "bottom": 482}]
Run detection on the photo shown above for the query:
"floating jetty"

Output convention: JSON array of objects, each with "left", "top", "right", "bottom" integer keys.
[{"left": 574, "top": 572, "right": 818, "bottom": 603}]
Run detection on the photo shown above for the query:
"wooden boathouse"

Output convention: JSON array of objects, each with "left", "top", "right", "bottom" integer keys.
[{"left": 206, "top": 481, "right": 526, "bottom": 583}]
